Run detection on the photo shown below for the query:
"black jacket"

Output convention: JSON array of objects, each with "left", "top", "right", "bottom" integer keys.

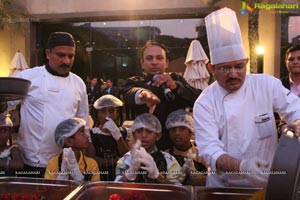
[
  {"left": 124, "top": 73, "right": 201, "bottom": 149},
  {"left": 102, "top": 86, "right": 120, "bottom": 98},
  {"left": 87, "top": 84, "right": 101, "bottom": 104}
]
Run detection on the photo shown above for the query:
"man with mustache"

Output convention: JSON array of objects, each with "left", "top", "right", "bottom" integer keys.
[
  {"left": 0, "top": 32, "right": 89, "bottom": 177},
  {"left": 193, "top": 8, "right": 300, "bottom": 188},
  {"left": 124, "top": 40, "right": 201, "bottom": 150}
]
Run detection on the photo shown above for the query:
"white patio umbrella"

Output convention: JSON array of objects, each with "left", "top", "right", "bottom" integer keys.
[
  {"left": 8, "top": 51, "right": 29, "bottom": 76},
  {"left": 184, "top": 40, "right": 210, "bottom": 90}
]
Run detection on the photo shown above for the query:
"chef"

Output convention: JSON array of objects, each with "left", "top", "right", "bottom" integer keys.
[
  {"left": 0, "top": 32, "right": 90, "bottom": 177},
  {"left": 193, "top": 7, "right": 300, "bottom": 188}
]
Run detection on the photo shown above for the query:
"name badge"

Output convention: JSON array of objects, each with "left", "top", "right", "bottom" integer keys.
[
  {"left": 255, "top": 113, "right": 271, "bottom": 123},
  {"left": 47, "top": 87, "right": 59, "bottom": 93}
]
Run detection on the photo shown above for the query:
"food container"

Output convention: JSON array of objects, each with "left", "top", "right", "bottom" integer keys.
[
  {"left": 0, "top": 77, "right": 31, "bottom": 101},
  {"left": 194, "top": 186, "right": 262, "bottom": 200},
  {"left": 0, "top": 177, "right": 80, "bottom": 200},
  {"left": 65, "top": 181, "right": 192, "bottom": 200}
]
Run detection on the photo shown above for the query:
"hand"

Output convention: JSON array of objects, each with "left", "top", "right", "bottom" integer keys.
[
  {"left": 125, "top": 139, "right": 142, "bottom": 181},
  {"left": 130, "top": 140, "right": 143, "bottom": 171},
  {"left": 131, "top": 139, "right": 141, "bottom": 159},
  {"left": 61, "top": 155, "right": 69, "bottom": 172},
  {"left": 0, "top": 148, "right": 11, "bottom": 159},
  {"left": 63, "top": 147, "right": 75, "bottom": 161},
  {"left": 182, "top": 157, "right": 196, "bottom": 174},
  {"left": 138, "top": 90, "right": 160, "bottom": 114},
  {"left": 152, "top": 73, "right": 177, "bottom": 90},
  {"left": 64, "top": 148, "right": 84, "bottom": 181},
  {"left": 57, "top": 149, "right": 70, "bottom": 180},
  {"left": 239, "top": 157, "right": 269, "bottom": 187},
  {"left": 138, "top": 147, "right": 159, "bottom": 179},
  {"left": 103, "top": 117, "right": 121, "bottom": 140},
  {"left": 286, "top": 119, "right": 300, "bottom": 137}
]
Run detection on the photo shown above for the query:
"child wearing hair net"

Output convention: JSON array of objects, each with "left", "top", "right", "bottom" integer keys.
[
  {"left": 165, "top": 109, "right": 207, "bottom": 186},
  {"left": 88, "top": 94, "right": 131, "bottom": 181},
  {"left": 44, "top": 118, "right": 100, "bottom": 181},
  {"left": 0, "top": 114, "right": 23, "bottom": 176},
  {"left": 114, "top": 113, "right": 183, "bottom": 184}
]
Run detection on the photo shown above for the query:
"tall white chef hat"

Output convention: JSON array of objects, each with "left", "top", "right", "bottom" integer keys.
[{"left": 205, "top": 7, "right": 247, "bottom": 65}]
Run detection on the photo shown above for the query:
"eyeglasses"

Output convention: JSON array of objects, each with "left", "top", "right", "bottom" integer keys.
[{"left": 215, "top": 63, "right": 246, "bottom": 73}]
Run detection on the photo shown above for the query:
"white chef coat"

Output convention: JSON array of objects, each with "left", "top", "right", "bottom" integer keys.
[
  {"left": 194, "top": 74, "right": 300, "bottom": 187},
  {"left": 8, "top": 66, "right": 89, "bottom": 167}
]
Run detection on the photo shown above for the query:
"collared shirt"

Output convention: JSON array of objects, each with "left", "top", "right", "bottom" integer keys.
[
  {"left": 194, "top": 74, "right": 300, "bottom": 187},
  {"left": 44, "top": 151, "right": 100, "bottom": 181},
  {"left": 289, "top": 76, "right": 300, "bottom": 96},
  {"left": 8, "top": 66, "right": 89, "bottom": 167},
  {"left": 106, "top": 87, "right": 111, "bottom": 94}
]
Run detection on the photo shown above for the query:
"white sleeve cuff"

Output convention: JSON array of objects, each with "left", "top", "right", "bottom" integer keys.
[
  {"left": 210, "top": 151, "right": 226, "bottom": 172},
  {"left": 114, "top": 175, "right": 123, "bottom": 181}
]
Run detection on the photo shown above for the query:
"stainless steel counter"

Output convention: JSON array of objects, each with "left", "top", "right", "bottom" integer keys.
[
  {"left": 0, "top": 177, "right": 264, "bottom": 200},
  {"left": 0, "top": 177, "right": 80, "bottom": 200}
]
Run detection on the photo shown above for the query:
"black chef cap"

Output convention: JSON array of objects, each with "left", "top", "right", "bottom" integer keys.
[{"left": 47, "top": 32, "right": 75, "bottom": 49}]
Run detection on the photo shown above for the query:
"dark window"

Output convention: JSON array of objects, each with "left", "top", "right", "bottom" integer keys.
[{"left": 34, "top": 18, "right": 208, "bottom": 86}]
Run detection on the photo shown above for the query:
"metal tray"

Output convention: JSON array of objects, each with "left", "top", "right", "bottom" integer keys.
[
  {"left": 194, "top": 186, "right": 262, "bottom": 200},
  {"left": 0, "top": 77, "right": 31, "bottom": 101},
  {"left": 66, "top": 181, "right": 192, "bottom": 200},
  {"left": 266, "top": 134, "right": 300, "bottom": 200},
  {"left": 0, "top": 177, "right": 80, "bottom": 200}
]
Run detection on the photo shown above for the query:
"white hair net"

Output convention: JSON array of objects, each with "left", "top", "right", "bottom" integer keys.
[
  {"left": 0, "top": 114, "right": 13, "bottom": 127},
  {"left": 93, "top": 94, "right": 123, "bottom": 110},
  {"left": 131, "top": 113, "right": 161, "bottom": 133},
  {"left": 165, "top": 109, "right": 194, "bottom": 132},
  {"left": 55, "top": 118, "right": 86, "bottom": 148}
]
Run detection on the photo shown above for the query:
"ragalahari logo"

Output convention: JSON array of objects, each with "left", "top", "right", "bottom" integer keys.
[{"left": 240, "top": 1, "right": 254, "bottom": 15}]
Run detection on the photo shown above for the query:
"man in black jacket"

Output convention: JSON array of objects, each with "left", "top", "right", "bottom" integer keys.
[
  {"left": 102, "top": 79, "right": 123, "bottom": 125},
  {"left": 124, "top": 40, "right": 201, "bottom": 150},
  {"left": 102, "top": 79, "right": 120, "bottom": 97},
  {"left": 87, "top": 76, "right": 102, "bottom": 121}
]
